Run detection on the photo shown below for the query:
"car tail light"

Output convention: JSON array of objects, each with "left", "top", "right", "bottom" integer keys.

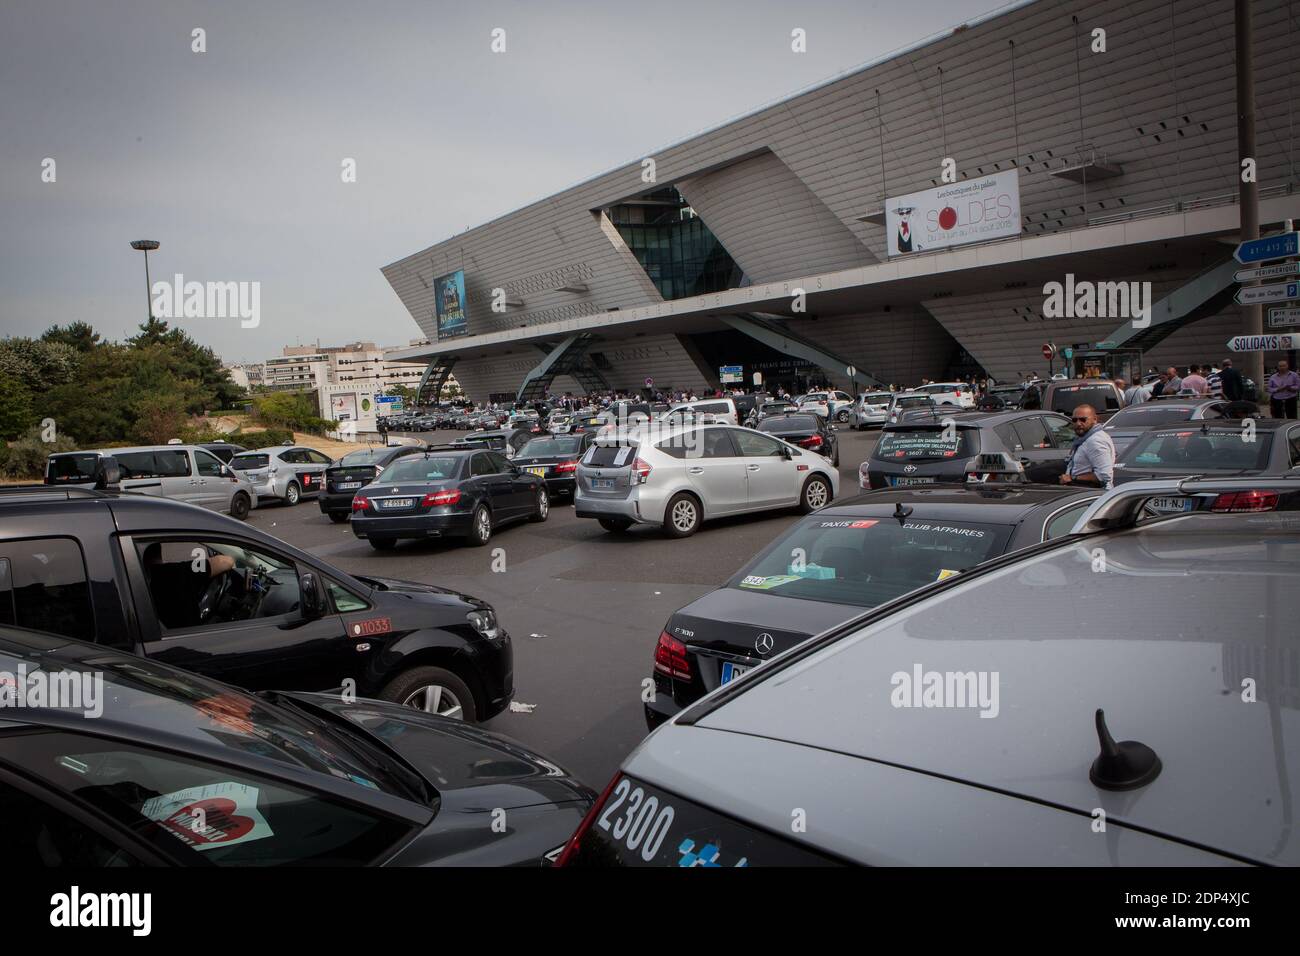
[
  {"left": 798, "top": 435, "right": 823, "bottom": 450},
  {"left": 422, "top": 489, "right": 462, "bottom": 507},
  {"left": 633, "top": 458, "right": 652, "bottom": 483},
  {"left": 1210, "top": 490, "right": 1279, "bottom": 513},
  {"left": 554, "top": 460, "right": 578, "bottom": 474},
  {"left": 653, "top": 630, "right": 691, "bottom": 680},
  {"left": 351, "top": 495, "right": 370, "bottom": 512},
  {"left": 553, "top": 772, "right": 622, "bottom": 867}
]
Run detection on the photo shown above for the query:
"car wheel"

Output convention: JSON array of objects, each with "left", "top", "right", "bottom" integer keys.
[
  {"left": 466, "top": 504, "right": 492, "bottom": 547},
  {"left": 381, "top": 666, "right": 477, "bottom": 722},
  {"left": 284, "top": 481, "right": 301, "bottom": 506},
  {"left": 800, "top": 474, "right": 832, "bottom": 513},
  {"left": 328, "top": 512, "right": 349, "bottom": 524},
  {"left": 529, "top": 486, "right": 549, "bottom": 522},
  {"left": 663, "top": 492, "right": 701, "bottom": 538},
  {"left": 836, "top": 409, "right": 851, "bottom": 423},
  {"left": 229, "top": 491, "right": 251, "bottom": 521},
  {"left": 598, "top": 517, "right": 633, "bottom": 532},
  {"left": 369, "top": 537, "right": 397, "bottom": 551}
]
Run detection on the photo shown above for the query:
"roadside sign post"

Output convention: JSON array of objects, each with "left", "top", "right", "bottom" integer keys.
[
  {"left": 1268, "top": 307, "right": 1300, "bottom": 329},
  {"left": 1226, "top": 333, "right": 1298, "bottom": 352},
  {"left": 1233, "top": 232, "right": 1300, "bottom": 264},
  {"left": 1042, "top": 342, "right": 1055, "bottom": 376}
]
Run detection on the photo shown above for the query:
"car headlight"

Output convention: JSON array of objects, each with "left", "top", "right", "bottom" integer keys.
[{"left": 466, "top": 608, "right": 498, "bottom": 638}]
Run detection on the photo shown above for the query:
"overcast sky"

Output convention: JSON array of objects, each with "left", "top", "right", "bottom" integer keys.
[{"left": 1, "top": 0, "right": 1006, "bottom": 363}]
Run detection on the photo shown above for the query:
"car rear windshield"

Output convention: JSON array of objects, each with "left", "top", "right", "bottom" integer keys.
[
  {"left": 519, "top": 437, "right": 582, "bottom": 457},
  {"left": 759, "top": 415, "right": 818, "bottom": 432},
  {"left": 1049, "top": 384, "right": 1120, "bottom": 413},
  {"left": 378, "top": 456, "right": 462, "bottom": 482},
  {"left": 584, "top": 443, "right": 638, "bottom": 467},
  {"left": 46, "top": 454, "right": 101, "bottom": 481},
  {"left": 337, "top": 449, "right": 388, "bottom": 467},
  {"left": 1106, "top": 405, "right": 1201, "bottom": 427},
  {"left": 894, "top": 396, "right": 931, "bottom": 408},
  {"left": 728, "top": 516, "right": 1011, "bottom": 607},
  {"left": 1122, "top": 429, "right": 1273, "bottom": 471},
  {"left": 875, "top": 427, "right": 979, "bottom": 461},
  {"left": 231, "top": 453, "right": 270, "bottom": 469},
  {"left": 117, "top": 450, "right": 192, "bottom": 478},
  {"left": 862, "top": 393, "right": 891, "bottom": 404}
]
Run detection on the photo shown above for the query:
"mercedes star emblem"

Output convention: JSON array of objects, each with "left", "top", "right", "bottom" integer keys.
[{"left": 754, "top": 632, "right": 774, "bottom": 655}]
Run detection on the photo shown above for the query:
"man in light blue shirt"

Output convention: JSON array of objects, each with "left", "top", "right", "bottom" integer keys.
[{"left": 1059, "top": 404, "right": 1116, "bottom": 488}]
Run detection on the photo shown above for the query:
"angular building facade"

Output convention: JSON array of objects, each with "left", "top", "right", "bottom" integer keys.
[{"left": 383, "top": 0, "right": 1300, "bottom": 402}]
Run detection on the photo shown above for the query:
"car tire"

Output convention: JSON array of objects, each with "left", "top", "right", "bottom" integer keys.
[
  {"left": 229, "top": 491, "right": 251, "bottom": 521},
  {"left": 663, "top": 492, "right": 702, "bottom": 538},
  {"left": 369, "top": 537, "right": 397, "bottom": 551},
  {"left": 466, "top": 505, "right": 492, "bottom": 547},
  {"left": 284, "top": 481, "right": 301, "bottom": 506},
  {"left": 800, "top": 474, "right": 832, "bottom": 513},
  {"left": 380, "top": 666, "right": 477, "bottom": 722},
  {"left": 836, "top": 409, "right": 851, "bottom": 423},
  {"left": 328, "top": 512, "right": 349, "bottom": 524},
  {"left": 598, "top": 517, "right": 633, "bottom": 533},
  {"left": 529, "top": 486, "right": 549, "bottom": 522}
]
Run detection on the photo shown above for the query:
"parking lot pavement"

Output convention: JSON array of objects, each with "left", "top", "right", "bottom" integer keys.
[{"left": 247, "top": 426, "right": 880, "bottom": 788}]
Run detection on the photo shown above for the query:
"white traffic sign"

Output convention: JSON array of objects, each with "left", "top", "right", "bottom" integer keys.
[
  {"left": 1235, "top": 261, "right": 1300, "bottom": 283},
  {"left": 1268, "top": 308, "right": 1300, "bottom": 328},
  {"left": 1227, "top": 333, "right": 1299, "bottom": 352},
  {"left": 1234, "top": 281, "right": 1300, "bottom": 306}
]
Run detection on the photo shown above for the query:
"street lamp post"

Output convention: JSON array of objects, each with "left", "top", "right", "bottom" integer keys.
[{"left": 129, "top": 239, "right": 161, "bottom": 319}]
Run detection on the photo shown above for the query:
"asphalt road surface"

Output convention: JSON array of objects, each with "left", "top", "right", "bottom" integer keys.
[{"left": 246, "top": 426, "right": 880, "bottom": 789}]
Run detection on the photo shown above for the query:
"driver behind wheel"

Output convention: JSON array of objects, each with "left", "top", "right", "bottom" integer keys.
[{"left": 141, "top": 542, "right": 237, "bottom": 629}]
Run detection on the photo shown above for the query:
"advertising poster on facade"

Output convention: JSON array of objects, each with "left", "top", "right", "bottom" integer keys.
[
  {"left": 434, "top": 270, "right": 468, "bottom": 339},
  {"left": 886, "top": 169, "right": 1021, "bottom": 256}
]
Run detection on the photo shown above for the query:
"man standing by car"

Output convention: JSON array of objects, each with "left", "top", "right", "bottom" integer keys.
[
  {"left": 1165, "top": 366, "right": 1184, "bottom": 394},
  {"left": 1219, "top": 358, "right": 1244, "bottom": 402},
  {"left": 1266, "top": 359, "right": 1300, "bottom": 418},
  {"left": 1182, "top": 364, "right": 1208, "bottom": 396},
  {"left": 1059, "top": 405, "right": 1115, "bottom": 489}
]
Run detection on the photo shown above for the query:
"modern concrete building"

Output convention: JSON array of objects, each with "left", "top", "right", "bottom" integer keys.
[{"left": 383, "top": 0, "right": 1300, "bottom": 403}]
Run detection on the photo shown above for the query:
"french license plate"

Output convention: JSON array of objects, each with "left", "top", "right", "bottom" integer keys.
[
  {"left": 1148, "top": 496, "right": 1195, "bottom": 514},
  {"left": 340, "top": 481, "right": 362, "bottom": 490},
  {"left": 380, "top": 497, "right": 414, "bottom": 509},
  {"left": 527, "top": 467, "right": 547, "bottom": 477},
  {"left": 890, "top": 476, "right": 936, "bottom": 487},
  {"left": 720, "top": 661, "right": 751, "bottom": 685},
  {"left": 591, "top": 478, "right": 615, "bottom": 489}
]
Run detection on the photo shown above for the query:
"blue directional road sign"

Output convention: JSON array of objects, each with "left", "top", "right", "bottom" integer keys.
[{"left": 1234, "top": 232, "right": 1300, "bottom": 264}]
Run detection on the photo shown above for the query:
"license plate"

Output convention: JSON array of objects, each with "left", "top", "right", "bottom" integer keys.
[
  {"left": 890, "top": 476, "right": 936, "bottom": 486},
  {"left": 380, "top": 497, "right": 414, "bottom": 508},
  {"left": 591, "top": 478, "right": 615, "bottom": 489},
  {"left": 720, "top": 661, "right": 751, "bottom": 685},
  {"left": 1148, "top": 496, "right": 1195, "bottom": 514},
  {"left": 526, "top": 467, "right": 547, "bottom": 477},
  {"left": 340, "top": 481, "right": 362, "bottom": 490}
]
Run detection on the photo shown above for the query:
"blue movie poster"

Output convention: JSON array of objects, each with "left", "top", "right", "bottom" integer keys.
[{"left": 434, "top": 270, "right": 467, "bottom": 339}]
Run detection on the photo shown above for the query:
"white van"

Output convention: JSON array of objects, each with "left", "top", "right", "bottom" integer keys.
[{"left": 658, "top": 397, "right": 740, "bottom": 426}]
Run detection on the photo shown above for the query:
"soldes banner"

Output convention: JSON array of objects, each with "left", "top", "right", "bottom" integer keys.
[{"left": 886, "top": 169, "right": 1021, "bottom": 256}]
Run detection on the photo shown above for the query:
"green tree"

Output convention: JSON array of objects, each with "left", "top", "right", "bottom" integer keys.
[
  {"left": 42, "top": 321, "right": 101, "bottom": 352},
  {"left": 0, "top": 337, "right": 80, "bottom": 392},
  {"left": 0, "top": 372, "right": 36, "bottom": 441}
]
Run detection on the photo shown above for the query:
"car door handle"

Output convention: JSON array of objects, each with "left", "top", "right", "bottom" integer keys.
[
  {"left": 688, "top": 467, "right": 704, "bottom": 474},
  {"left": 747, "top": 465, "right": 761, "bottom": 471}
]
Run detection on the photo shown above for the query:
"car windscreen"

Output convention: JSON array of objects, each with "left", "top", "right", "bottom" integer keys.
[
  {"left": 46, "top": 453, "right": 101, "bottom": 481},
  {"left": 519, "top": 437, "right": 582, "bottom": 457},
  {"left": 875, "top": 427, "right": 979, "bottom": 461},
  {"left": 1121, "top": 428, "right": 1273, "bottom": 471},
  {"left": 727, "top": 516, "right": 1011, "bottom": 608},
  {"left": 759, "top": 415, "right": 818, "bottom": 432},
  {"left": 1106, "top": 405, "right": 1200, "bottom": 428},
  {"left": 231, "top": 454, "right": 270, "bottom": 470},
  {"left": 1049, "top": 384, "right": 1120, "bottom": 413},
  {"left": 378, "top": 456, "right": 462, "bottom": 481}
]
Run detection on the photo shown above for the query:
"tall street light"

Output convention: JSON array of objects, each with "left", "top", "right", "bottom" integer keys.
[{"left": 129, "top": 239, "right": 160, "bottom": 319}]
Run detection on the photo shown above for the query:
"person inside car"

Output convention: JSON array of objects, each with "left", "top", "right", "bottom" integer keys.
[{"left": 141, "top": 542, "right": 237, "bottom": 629}]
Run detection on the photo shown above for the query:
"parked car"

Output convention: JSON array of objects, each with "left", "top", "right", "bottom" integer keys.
[
  {"left": 1041, "top": 378, "right": 1124, "bottom": 420},
  {"left": 0, "top": 625, "right": 591, "bottom": 866},
  {"left": 46, "top": 445, "right": 257, "bottom": 520},
  {"left": 798, "top": 390, "right": 855, "bottom": 423},
  {"left": 886, "top": 392, "right": 936, "bottom": 424},
  {"left": 461, "top": 427, "right": 535, "bottom": 458},
  {"left": 512, "top": 433, "right": 596, "bottom": 500},
  {"left": 562, "top": 476, "right": 1300, "bottom": 866},
  {"left": 644, "top": 483, "right": 1100, "bottom": 729},
  {"left": 351, "top": 447, "right": 549, "bottom": 550},
  {"left": 851, "top": 391, "right": 893, "bottom": 429},
  {"left": 659, "top": 398, "right": 740, "bottom": 426},
  {"left": 196, "top": 440, "right": 248, "bottom": 463},
  {"left": 754, "top": 411, "right": 839, "bottom": 467},
  {"left": 574, "top": 423, "right": 839, "bottom": 538},
  {"left": 318, "top": 444, "right": 431, "bottom": 522},
  {"left": 743, "top": 399, "right": 795, "bottom": 428},
  {"left": 1101, "top": 398, "right": 1240, "bottom": 455},
  {"left": 0, "top": 486, "right": 514, "bottom": 722},
  {"left": 229, "top": 445, "right": 333, "bottom": 506},
  {"left": 915, "top": 381, "right": 976, "bottom": 409}
]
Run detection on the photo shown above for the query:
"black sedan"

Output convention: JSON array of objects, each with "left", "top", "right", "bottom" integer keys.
[
  {"left": 319, "top": 444, "right": 431, "bottom": 522},
  {"left": 351, "top": 448, "right": 549, "bottom": 550},
  {"left": 755, "top": 411, "right": 839, "bottom": 466},
  {"left": 1, "top": 626, "right": 592, "bottom": 867},
  {"left": 861, "top": 410, "right": 1076, "bottom": 489},
  {"left": 644, "top": 484, "right": 1101, "bottom": 729},
  {"left": 512, "top": 433, "right": 595, "bottom": 500}
]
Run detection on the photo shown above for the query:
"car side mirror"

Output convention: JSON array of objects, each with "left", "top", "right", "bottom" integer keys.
[
  {"left": 300, "top": 571, "right": 325, "bottom": 619},
  {"left": 220, "top": 464, "right": 231, "bottom": 477},
  {"left": 780, "top": 446, "right": 793, "bottom": 460}
]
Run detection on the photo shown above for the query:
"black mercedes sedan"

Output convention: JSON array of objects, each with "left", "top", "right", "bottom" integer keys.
[
  {"left": 351, "top": 448, "right": 548, "bottom": 550},
  {"left": 644, "top": 484, "right": 1101, "bottom": 729},
  {"left": 0, "top": 626, "right": 592, "bottom": 867},
  {"left": 754, "top": 411, "right": 839, "bottom": 467},
  {"left": 319, "top": 444, "right": 431, "bottom": 522},
  {"left": 512, "top": 433, "right": 595, "bottom": 501}
]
